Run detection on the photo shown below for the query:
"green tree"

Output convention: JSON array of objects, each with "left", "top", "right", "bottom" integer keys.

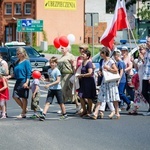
[
  {"left": 137, "top": 4, "right": 150, "bottom": 20},
  {"left": 126, "top": 0, "right": 148, "bottom": 9}
]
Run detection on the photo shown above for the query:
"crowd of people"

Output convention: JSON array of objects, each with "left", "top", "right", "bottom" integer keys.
[{"left": 0, "top": 37, "right": 150, "bottom": 120}]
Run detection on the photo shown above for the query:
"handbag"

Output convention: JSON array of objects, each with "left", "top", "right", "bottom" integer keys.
[{"left": 102, "top": 70, "right": 120, "bottom": 83}]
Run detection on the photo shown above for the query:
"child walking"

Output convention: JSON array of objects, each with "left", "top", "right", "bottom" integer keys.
[
  {"left": 39, "top": 57, "right": 67, "bottom": 121},
  {"left": 30, "top": 77, "right": 43, "bottom": 119},
  {"left": 0, "top": 73, "right": 9, "bottom": 119}
]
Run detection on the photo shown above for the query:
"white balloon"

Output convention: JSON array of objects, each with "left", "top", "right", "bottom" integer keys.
[{"left": 67, "top": 34, "right": 75, "bottom": 44}]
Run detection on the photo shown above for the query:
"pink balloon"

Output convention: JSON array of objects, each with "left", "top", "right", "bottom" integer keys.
[
  {"left": 59, "top": 36, "right": 69, "bottom": 47},
  {"left": 53, "top": 37, "right": 60, "bottom": 49},
  {"left": 32, "top": 70, "right": 41, "bottom": 79}
]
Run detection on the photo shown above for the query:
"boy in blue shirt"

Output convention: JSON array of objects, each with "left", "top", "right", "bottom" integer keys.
[{"left": 39, "top": 57, "right": 67, "bottom": 121}]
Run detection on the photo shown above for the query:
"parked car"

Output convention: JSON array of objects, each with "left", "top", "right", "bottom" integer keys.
[{"left": 0, "top": 46, "right": 49, "bottom": 76}]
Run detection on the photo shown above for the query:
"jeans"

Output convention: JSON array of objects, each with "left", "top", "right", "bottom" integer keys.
[
  {"left": 118, "top": 82, "right": 131, "bottom": 105},
  {"left": 126, "top": 83, "right": 134, "bottom": 101}
]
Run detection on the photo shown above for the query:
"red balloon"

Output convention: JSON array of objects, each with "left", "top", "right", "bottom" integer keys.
[
  {"left": 53, "top": 37, "right": 60, "bottom": 48},
  {"left": 32, "top": 70, "right": 41, "bottom": 79},
  {"left": 59, "top": 36, "right": 69, "bottom": 47}
]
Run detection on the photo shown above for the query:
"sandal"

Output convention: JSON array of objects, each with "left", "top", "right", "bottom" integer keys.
[
  {"left": 89, "top": 113, "right": 98, "bottom": 120},
  {"left": 79, "top": 111, "right": 87, "bottom": 117},
  {"left": 17, "top": 114, "right": 26, "bottom": 119},
  {"left": 128, "top": 110, "right": 138, "bottom": 115},
  {"left": 108, "top": 111, "right": 115, "bottom": 119},
  {"left": 98, "top": 112, "right": 104, "bottom": 119},
  {"left": 115, "top": 114, "right": 121, "bottom": 119}
]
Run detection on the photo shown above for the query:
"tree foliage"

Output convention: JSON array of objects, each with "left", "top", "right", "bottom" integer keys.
[
  {"left": 137, "top": 3, "right": 150, "bottom": 19},
  {"left": 126, "top": 0, "right": 148, "bottom": 9},
  {"left": 106, "top": 0, "right": 148, "bottom": 12}
]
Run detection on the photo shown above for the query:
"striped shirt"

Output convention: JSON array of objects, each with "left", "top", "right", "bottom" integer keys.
[{"left": 143, "top": 49, "right": 150, "bottom": 80}]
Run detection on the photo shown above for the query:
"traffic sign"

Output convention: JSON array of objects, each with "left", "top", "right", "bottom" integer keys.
[{"left": 17, "top": 19, "right": 43, "bottom": 32}]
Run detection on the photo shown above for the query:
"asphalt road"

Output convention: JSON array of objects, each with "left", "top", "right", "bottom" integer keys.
[{"left": 0, "top": 79, "right": 150, "bottom": 150}]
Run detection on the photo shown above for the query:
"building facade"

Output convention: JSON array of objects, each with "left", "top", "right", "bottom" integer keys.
[
  {"left": 0, "top": 0, "right": 85, "bottom": 46},
  {"left": 0, "top": 0, "right": 36, "bottom": 45}
]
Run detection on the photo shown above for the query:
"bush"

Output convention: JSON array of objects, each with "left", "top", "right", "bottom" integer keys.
[{"left": 34, "top": 44, "right": 100, "bottom": 56}]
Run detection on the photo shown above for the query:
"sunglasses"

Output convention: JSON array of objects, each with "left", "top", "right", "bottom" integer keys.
[{"left": 17, "top": 53, "right": 22, "bottom": 55}]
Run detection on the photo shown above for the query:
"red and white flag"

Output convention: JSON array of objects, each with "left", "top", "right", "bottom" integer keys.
[{"left": 100, "top": 0, "right": 128, "bottom": 50}]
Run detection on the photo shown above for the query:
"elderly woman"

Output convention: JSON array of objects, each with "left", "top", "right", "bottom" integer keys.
[
  {"left": 89, "top": 47, "right": 120, "bottom": 120},
  {"left": 129, "top": 44, "right": 147, "bottom": 115},
  {"left": 57, "top": 46, "right": 76, "bottom": 103},
  {"left": 142, "top": 37, "right": 150, "bottom": 116},
  {"left": 8, "top": 47, "right": 32, "bottom": 118}
]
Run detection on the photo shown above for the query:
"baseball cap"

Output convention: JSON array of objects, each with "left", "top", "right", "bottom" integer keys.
[{"left": 121, "top": 46, "right": 128, "bottom": 51}]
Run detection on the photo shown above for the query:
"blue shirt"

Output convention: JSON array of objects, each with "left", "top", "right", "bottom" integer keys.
[
  {"left": 48, "top": 67, "right": 61, "bottom": 90},
  {"left": 14, "top": 60, "right": 32, "bottom": 82},
  {"left": 116, "top": 60, "right": 126, "bottom": 83}
]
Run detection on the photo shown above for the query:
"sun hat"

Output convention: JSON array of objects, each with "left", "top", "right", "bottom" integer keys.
[
  {"left": 121, "top": 46, "right": 128, "bottom": 51},
  {"left": 79, "top": 44, "right": 88, "bottom": 50}
]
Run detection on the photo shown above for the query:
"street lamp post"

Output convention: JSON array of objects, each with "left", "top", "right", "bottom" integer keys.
[{"left": 86, "top": 12, "right": 99, "bottom": 56}]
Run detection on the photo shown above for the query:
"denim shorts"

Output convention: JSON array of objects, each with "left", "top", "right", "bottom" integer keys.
[{"left": 46, "top": 89, "right": 63, "bottom": 104}]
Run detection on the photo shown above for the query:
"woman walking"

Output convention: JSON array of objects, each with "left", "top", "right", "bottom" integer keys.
[
  {"left": 8, "top": 47, "right": 31, "bottom": 118},
  {"left": 89, "top": 47, "right": 120, "bottom": 119}
]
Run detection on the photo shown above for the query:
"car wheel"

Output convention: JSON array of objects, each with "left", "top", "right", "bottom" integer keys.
[{"left": 9, "top": 66, "right": 14, "bottom": 75}]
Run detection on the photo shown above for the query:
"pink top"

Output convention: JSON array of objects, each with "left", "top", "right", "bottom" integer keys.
[
  {"left": 123, "top": 55, "right": 133, "bottom": 75},
  {"left": 76, "top": 56, "right": 83, "bottom": 69}
]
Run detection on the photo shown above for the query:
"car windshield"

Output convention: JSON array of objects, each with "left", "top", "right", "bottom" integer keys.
[
  {"left": 92, "top": 52, "right": 101, "bottom": 63},
  {"left": 9, "top": 47, "right": 41, "bottom": 57},
  {"left": 24, "top": 47, "right": 41, "bottom": 57}
]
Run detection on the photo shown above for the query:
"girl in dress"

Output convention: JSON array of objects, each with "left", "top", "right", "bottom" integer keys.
[{"left": 0, "top": 73, "right": 9, "bottom": 119}]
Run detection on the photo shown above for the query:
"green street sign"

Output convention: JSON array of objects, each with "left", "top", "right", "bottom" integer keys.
[{"left": 17, "top": 19, "right": 43, "bottom": 32}]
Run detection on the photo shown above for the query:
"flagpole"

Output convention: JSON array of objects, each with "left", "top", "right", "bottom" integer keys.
[{"left": 127, "top": 18, "right": 139, "bottom": 51}]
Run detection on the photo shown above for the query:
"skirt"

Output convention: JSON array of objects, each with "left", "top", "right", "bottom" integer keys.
[
  {"left": 13, "top": 80, "right": 30, "bottom": 99},
  {"left": 98, "top": 80, "right": 120, "bottom": 102}
]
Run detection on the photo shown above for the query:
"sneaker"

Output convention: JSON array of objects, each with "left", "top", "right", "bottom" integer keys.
[
  {"left": 143, "top": 111, "right": 150, "bottom": 116},
  {"left": 126, "top": 103, "right": 131, "bottom": 111},
  {"left": 5, "top": 113, "right": 8, "bottom": 118},
  {"left": 1, "top": 115, "right": 6, "bottom": 119},
  {"left": 57, "top": 110, "right": 62, "bottom": 114},
  {"left": 59, "top": 114, "right": 68, "bottom": 120},
  {"left": 30, "top": 114, "right": 38, "bottom": 119},
  {"left": 17, "top": 114, "right": 26, "bottom": 119},
  {"left": 39, "top": 114, "right": 45, "bottom": 121}
]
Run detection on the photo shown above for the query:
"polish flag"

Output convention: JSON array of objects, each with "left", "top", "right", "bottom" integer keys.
[{"left": 100, "top": 0, "right": 128, "bottom": 50}]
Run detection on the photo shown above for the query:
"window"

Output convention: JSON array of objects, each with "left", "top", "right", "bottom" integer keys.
[
  {"left": 24, "top": 3, "right": 31, "bottom": 14},
  {"left": 106, "top": 0, "right": 115, "bottom": 14},
  {"left": 15, "top": 3, "right": 21, "bottom": 14},
  {"left": 5, "top": 3, "right": 12, "bottom": 14},
  {"left": 5, "top": 26, "right": 12, "bottom": 42}
]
